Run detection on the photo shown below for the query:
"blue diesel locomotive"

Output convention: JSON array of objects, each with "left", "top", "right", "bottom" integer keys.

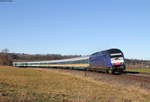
[
  {"left": 89, "top": 49, "right": 126, "bottom": 73},
  {"left": 13, "top": 48, "right": 126, "bottom": 74}
]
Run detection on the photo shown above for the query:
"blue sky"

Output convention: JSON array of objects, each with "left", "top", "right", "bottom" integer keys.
[{"left": 0, "top": 0, "right": 150, "bottom": 60}]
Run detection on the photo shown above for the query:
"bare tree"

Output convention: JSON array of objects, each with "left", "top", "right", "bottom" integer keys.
[{"left": 1, "top": 48, "right": 9, "bottom": 53}]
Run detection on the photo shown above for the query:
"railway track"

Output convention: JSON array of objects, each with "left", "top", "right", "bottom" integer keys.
[
  {"left": 40, "top": 68, "right": 150, "bottom": 90},
  {"left": 126, "top": 73, "right": 150, "bottom": 82}
]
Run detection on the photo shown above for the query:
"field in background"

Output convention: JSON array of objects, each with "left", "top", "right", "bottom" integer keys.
[
  {"left": 0, "top": 66, "right": 150, "bottom": 102},
  {"left": 127, "top": 67, "right": 150, "bottom": 73}
]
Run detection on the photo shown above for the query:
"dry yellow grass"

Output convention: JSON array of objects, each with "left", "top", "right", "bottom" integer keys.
[{"left": 0, "top": 66, "right": 150, "bottom": 102}]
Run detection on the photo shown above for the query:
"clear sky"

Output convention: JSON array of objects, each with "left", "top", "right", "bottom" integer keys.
[{"left": 0, "top": 0, "right": 150, "bottom": 60}]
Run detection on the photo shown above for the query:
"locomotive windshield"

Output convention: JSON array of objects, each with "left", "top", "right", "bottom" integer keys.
[
  {"left": 106, "top": 49, "right": 124, "bottom": 58},
  {"left": 110, "top": 53, "right": 123, "bottom": 58}
]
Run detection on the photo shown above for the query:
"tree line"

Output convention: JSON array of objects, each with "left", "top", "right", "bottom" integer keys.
[
  {"left": 126, "top": 59, "right": 150, "bottom": 68},
  {"left": 0, "top": 49, "right": 80, "bottom": 65}
]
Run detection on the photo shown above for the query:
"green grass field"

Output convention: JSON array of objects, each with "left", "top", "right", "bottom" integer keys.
[
  {"left": 127, "top": 67, "right": 150, "bottom": 73},
  {"left": 0, "top": 66, "right": 150, "bottom": 102}
]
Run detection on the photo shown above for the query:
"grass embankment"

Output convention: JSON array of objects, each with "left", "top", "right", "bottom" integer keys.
[
  {"left": 0, "top": 66, "right": 150, "bottom": 102},
  {"left": 127, "top": 67, "right": 150, "bottom": 73}
]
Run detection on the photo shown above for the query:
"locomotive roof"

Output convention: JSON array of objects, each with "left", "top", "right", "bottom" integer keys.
[
  {"left": 91, "top": 48, "right": 123, "bottom": 55},
  {"left": 106, "top": 49, "right": 122, "bottom": 54}
]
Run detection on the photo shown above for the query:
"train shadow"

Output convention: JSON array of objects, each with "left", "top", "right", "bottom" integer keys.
[{"left": 123, "top": 71, "right": 140, "bottom": 74}]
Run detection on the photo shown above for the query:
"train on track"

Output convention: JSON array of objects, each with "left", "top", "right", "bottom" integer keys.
[{"left": 13, "top": 48, "right": 126, "bottom": 74}]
